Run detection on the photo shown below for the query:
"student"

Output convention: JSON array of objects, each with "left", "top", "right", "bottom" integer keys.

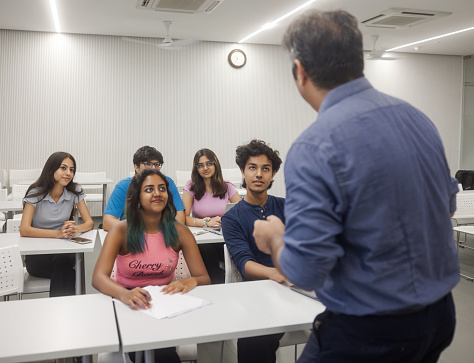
[
  {"left": 103, "top": 146, "right": 185, "bottom": 230},
  {"left": 182, "top": 148, "right": 241, "bottom": 228},
  {"left": 93, "top": 168, "right": 210, "bottom": 363},
  {"left": 20, "top": 151, "right": 94, "bottom": 297},
  {"left": 221, "top": 139, "right": 285, "bottom": 363},
  {"left": 182, "top": 148, "right": 241, "bottom": 284},
  {"left": 253, "top": 10, "right": 460, "bottom": 363}
]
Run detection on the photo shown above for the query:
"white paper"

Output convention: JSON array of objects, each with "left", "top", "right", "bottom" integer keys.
[{"left": 140, "top": 285, "right": 211, "bottom": 319}]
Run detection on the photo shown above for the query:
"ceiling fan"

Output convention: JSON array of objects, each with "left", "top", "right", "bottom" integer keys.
[
  {"left": 365, "top": 35, "right": 399, "bottom": 61},
  {"left": 122, "top": 21, "right": 199, "bottom": 50}
]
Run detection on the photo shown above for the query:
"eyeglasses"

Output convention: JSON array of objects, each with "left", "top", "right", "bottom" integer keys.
[
  {"left": 197, "top": 161, "right": 215, "bottom": 169},
  {"left": 141, "top": 161, "right": 162, "bottom": 169}
]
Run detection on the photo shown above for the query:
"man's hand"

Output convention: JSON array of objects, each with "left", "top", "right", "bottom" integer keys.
[{"left": 253, "top": 215, "right": 285, "bottom": 254}]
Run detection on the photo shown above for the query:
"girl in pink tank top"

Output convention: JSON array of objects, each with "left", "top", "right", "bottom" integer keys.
[{"left": 93, "top": 169, "right": 211, "bottom": 362}]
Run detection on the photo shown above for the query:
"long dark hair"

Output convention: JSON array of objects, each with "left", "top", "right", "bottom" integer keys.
[
  {"left": 25, "top": 152, "right": 83, "bottom": 203},
  {"left": 126, "top": 169, "right": 178, "bottom": 254},
  {"left": 190, "top": 149, "right": 227, "bottom": 200}
]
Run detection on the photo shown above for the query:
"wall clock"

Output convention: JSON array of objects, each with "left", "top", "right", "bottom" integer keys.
[{"left": 228, "top": 49, "right": 247, "bottom": 68}]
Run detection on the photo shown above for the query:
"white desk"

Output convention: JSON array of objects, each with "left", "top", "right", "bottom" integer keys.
[
  {"left": 74, "top": 178, "right": 114, "bottom": 213},
  {"left": 0, "top": 200, "right": 23, "bottom": 219},
  {"left": 0, "top": 229, "right": 97, "bottom": 294},
  {"left": 114, "top": 280, "right": 325, "bottom": 363},
  {"left": 453, "top": 226, "right": 474, "bottom": 281},
  {"left": 0, "top": 294, "right": 119, "bottom": 363},
  {"left": 99, "top": 227, "right": 224, "bottom": 245}
]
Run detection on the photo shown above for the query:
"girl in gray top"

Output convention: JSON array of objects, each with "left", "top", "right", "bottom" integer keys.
[{"left": 20, "top": 151, "right": 93, "bottom": 296}]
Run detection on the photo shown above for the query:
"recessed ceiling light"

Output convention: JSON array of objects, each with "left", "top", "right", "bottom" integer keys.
[
  {"left": 386, "top": 26, "right": 474, "bottom": 52},
  {"left": 238, "top": 0, "right": 319, "bottom": 43},
  {"left": 49, "top": 0, "right": 61, "bottom": 33}
]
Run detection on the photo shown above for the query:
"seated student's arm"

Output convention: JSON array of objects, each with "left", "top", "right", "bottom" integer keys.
[
  {"left": 167, "top": 177, "right": 185, "bottom": 224},
  {"left": 227, "top": 182, "right": 242, "bottom": 204},
  {"left": 230, "top": 192, "right": 242, "bottom": 203},
  {"left": 102, "top": 214, "right": 119, "bottom": 231},
  {"left": 243, "top": 260, "right": 287, "bottom": 283},
  {"left": 92, "top": 221, "right": 152, "bottom": 310},
  {"left": 20, "top": 203, "right": 63, "bottom": 238},
  {"left": 75, "top": 199, "right": 94, "bottom": 233},
  {"left": 162, "top": 223, "right": 210, "bottom": 294},
  {"left": 182, "top": 190, "right": 196, "bottom": 227}
]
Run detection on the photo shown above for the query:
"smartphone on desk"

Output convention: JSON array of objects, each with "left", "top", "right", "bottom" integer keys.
[{"left": 69, "top": 236, "right": 92, "bottom": 244}]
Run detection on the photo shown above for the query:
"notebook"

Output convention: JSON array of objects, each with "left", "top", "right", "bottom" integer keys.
[{"left": 204, "top": 225, "right": 223, "bottom": 235}]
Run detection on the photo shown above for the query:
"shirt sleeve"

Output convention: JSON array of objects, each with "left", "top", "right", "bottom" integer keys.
[
  {"left": 167, "top": 177, "right": 184, "bottom": 212},
  {"left": 104, "top": 180, "right": 128, "bottom": 219},
  {"left": 74, "top": 184, "right": 86, "bottom": 204},
  {"left": 279, "top": 142, "right": 345, "bottom": 290},
  {"left": 222, "top": 213, "right": 256, "bottom": 278},
  {"left": 183, "top": 179, "right": 194, "bottom": 197},
  {"left": 226, "top": 181, "right": 238, "bottom": 199},
  {"left": 23, "top": 188, "right": 41, "bottom": 207}
]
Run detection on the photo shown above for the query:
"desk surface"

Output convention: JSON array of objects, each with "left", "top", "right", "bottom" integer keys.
[
  {"left": 0, "top": 294, "right": 119, "bottom": 363},
  {"left": 99, "top": 228, "right": 224, "bottom": 246},
  {"left": 0, "top": 200, "right": 23, "bottom": 213},
  {"left": 453, "top": 225, "right": 474, "bottom": 234},
  {"left": 0, "top": 229, "right": 97, "bottom": 255},
  {"left": 115, "top": 280, "right": 325, "bottom": 352}
]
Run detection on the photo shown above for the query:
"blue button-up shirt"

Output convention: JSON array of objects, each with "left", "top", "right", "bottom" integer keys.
[{"left": 280, "top": 77, "right": 460, "bottom": 316}]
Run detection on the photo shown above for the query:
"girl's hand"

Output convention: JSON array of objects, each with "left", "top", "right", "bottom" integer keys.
[
  {"left": 61, "top": 221, "right": 78, "bottom": 238},
  {"left": 209, "top": 216, "right": 221, "bottom": 227},
  {"left": 120, "top": 287, "right": 152, "bottom": 310},
  {"left": 162, "top": 278, "right": 197, "bottom": 295}
]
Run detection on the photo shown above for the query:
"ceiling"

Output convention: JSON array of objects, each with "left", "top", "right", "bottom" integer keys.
[{"left": 1, "top": 0, "right": 474, "bottom": 56}]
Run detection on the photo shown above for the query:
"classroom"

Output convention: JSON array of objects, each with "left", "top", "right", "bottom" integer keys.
[{"left": 1, "top": 1, "right": 474, "bottom": 362}]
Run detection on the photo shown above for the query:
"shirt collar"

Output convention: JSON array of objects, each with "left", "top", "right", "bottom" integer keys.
[
  {"left": 319, "top": 77, "right": 372, "bottom": 114},
  {"left": 44, "top": 188, "right": 72, "bottom": 203}
]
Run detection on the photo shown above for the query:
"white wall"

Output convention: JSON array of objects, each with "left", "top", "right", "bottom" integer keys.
[
  {"left": 0, "top": 30, "right": 463, "bottom": 209},
  {"left": 462, "top": 56, "right": 474, "bottom": 169}
]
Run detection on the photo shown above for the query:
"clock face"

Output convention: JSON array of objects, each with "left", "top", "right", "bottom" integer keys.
[{"left": 228, "top": 49, "right": 247, "bottom": 68}]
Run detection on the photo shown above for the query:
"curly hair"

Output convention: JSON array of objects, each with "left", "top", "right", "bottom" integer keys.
[
  {"left": 190, "top": 148, "right": 228, "bottom": 200},
  {"left": 125, "top": 169, "right": 178, "bottom": 254},
  {"left": 132, "top": 146, "right": 164, "bottom": 168},
  {"left": 235, "top": 140, "right": 282, "bottom": 189}
]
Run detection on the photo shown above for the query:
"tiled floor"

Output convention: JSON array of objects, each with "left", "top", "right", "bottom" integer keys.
[{"left": 22, "top": 219, "right": 474, "bottom": 362}]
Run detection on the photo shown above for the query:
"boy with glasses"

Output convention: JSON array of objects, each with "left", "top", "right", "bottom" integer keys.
[{"left": 103, "top": 146, "right": 185, "bottom": 231}]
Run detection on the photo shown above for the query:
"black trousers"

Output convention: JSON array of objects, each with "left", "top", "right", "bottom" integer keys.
[
  {"left": 298, "top": 293, "right": 456, "bottom": 363},
  {"left": 198, "top": 243, "right": 225, "bottom": 284},
  {"left": 129, "top": 348, "right": 181, "bottom": 363},
  {"left": 25, "top": 253, "right": 76, "bottom": 297},
  {"left": 238, "top": 333, "right": 284, "bottom": 363}
]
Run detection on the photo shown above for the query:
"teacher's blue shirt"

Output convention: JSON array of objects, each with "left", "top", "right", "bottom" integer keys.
[{"left": 280, "top": 77, "right": 460, "bottom": 316}]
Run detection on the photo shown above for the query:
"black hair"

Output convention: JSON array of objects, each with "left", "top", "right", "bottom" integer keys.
[
  {"left": 282, "top": 9, "right": 364, "bottom": 90},
  {"left": 25, "top": 152, "right": 83, "bottom": 203},
  {"left": 132, "top": 146, "right": 164, "bottom": 168},
  {"left": 235, "top": 140, "right": 282, "bottom": 189}
]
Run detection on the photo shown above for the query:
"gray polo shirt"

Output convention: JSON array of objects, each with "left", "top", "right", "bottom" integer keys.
[{"left": 23, "top": 186, "right": 85, "bottom": 230}]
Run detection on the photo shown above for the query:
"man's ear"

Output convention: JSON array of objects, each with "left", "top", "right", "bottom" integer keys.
[
  {"left": 294, "top": 59, "right": 308, "bottom": 86},
  {"left": 133, "top": 164, "right": 140, "bottom": 174}
]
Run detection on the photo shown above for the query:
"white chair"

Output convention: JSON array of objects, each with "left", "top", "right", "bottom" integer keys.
[
  {"left": 0, "top": 188, "right": 7, "bottom": 222},
  {"left": 11, "top": 184, "right": 30, "bottom": 201},
  {"left": 0, "top": 244, "right": 24, "bottom": 299},
  {"left": 175, "top": 171, "right": 191, "bottom": 193},
  {"left": 452, "top": 192, "right": 474, "bottom": 281},
  {"left": 5, "top": 219, "right": 51, "bottom": 298},
  {"left": 222, "top": 168, "right": 246, "bottom": 197},
  {"left": 8, "top": 169, "right": 41, "bottom": 191},
  {"left": 75, "top": 171, "right": 106, "bottom": 216},
  {"left": 223, "top": 244, "right": 310, "bottom": 362}
]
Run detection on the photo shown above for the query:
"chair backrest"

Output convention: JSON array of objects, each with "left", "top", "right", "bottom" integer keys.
[
  {"left": 75, "top": 171, "right": 107, "bottom": 190},
  {"left": 12, "top": 184, "right": 30, "bottom": 201},
  {"left": 225, "top": 202, "right": 238, "bottom": 213},
  {"left": 174, "top": 251, "right": 191, "bottom": 280},
  {"left": 453, "top": 193, "right": 474, "bottom": 218},
  {"left": 129, "top": 171, "right": 135, "bottom": 178},
  {"left": 8, "top": 169, "right": 41, "bottom": 189},
  {"left": 175, "top": 171, "right": 191, "bottom": 193},
  {"left": 0, "top": 188, "right": 7, "bottom": 201},
  {"left": 222, "top": 168, "right": 242, "bottom": 189},
  {"left": 0, "top": 245, "right": 24, "bottom": 296},
  {"left": 6, "top": 219, "right": 21, "bottom": 233},
  {"left": 224, "top": 244, "right": 242, "bottom": 283}
]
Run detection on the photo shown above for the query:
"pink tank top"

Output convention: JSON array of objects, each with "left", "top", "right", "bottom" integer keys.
[{"left": 115, "top": 232, "right": 179, "bottom": 289}]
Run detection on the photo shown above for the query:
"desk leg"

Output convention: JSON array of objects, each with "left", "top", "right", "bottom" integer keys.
[
  {"left": 144, "top": 350, "right": 154, "bottom": 363},
  {"left": 75, "top": 253, "right": 85, "bottom": 295},
  {"left": 102, "top": 184, "right": 108, "bottom": 214}
]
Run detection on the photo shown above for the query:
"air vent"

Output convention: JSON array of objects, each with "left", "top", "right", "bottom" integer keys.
[
  {"left": 361, "top": 8, "right": 451, "bottom": 28},
  {"left": 136, "top": 0, "right": 224, "bottom": 14}
]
